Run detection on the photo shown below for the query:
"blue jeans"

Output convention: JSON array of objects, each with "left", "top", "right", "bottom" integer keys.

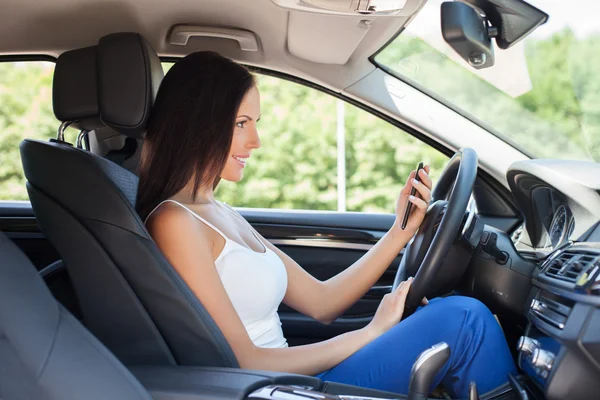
[{"left": 315, "top": 296, "right": 516, "bottom": 398}]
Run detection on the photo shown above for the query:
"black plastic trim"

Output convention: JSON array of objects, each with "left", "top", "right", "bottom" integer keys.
[
  {"left": 533, "top": 279, "right": 600, "bottom": 308},
  {"left": 39, "top": 259, "right": 64, "bottom": 278},
  {"left": 0, "top": 55, "right": 57, "bottom": 63}
]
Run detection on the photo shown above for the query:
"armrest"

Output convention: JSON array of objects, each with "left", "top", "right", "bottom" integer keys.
[{"left": 129, "top": 366, "right": 322, "bottom": 400}]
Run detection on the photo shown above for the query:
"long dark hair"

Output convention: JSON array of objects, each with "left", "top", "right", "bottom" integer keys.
[{"left": 136, "top": 51, "right": 255, "bottom": 219}]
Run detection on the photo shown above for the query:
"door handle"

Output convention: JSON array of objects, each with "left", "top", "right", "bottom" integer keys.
[{"left": 367, "top": 285, "right": 392, "bottom": 297}]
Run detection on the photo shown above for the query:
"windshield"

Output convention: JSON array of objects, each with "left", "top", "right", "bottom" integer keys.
[{"left": 376, "top": 0, "right": 600, "bottom": 162}]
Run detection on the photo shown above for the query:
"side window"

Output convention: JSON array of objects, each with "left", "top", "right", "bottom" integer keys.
[
  {"left": 0, "top": 61, "right": 58, "bottom": 201},
  {"left": 343, "top": 101, "right": 448, "bottom": 213},
  {"left": 216, "top": 75, "right": 339, "bottom": 210},
  {"left": 216, "top": 74, "right": 448, "bottom": 213}
]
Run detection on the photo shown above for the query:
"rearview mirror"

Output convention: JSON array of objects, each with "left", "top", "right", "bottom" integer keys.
[
  {"left": 441, "top": 0, "right": 548, "bottom": 70},
  {"left": 441, "top": 1, "right": 494, "bottom": 69}
]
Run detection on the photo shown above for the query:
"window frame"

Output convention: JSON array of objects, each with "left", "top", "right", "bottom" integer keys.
[{"left": 0, "top": 55, "right": 57, "bottom": 63}]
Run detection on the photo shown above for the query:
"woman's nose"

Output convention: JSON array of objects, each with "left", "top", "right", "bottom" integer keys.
[{"left": 247, "top": 126, "right": 261, "bottom": 149}]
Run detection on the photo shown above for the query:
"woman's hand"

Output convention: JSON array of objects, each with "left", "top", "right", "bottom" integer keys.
[
  {"left": 365, "top": 278, "right": 413, "bottom": 338},
  {"left": 394, "top": 166, "right": 433, "bottom": 235}
]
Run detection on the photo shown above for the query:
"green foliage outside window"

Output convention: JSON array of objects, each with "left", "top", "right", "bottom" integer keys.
[{"left": 0, "top": 62, "right": 55, "bottom": 200}]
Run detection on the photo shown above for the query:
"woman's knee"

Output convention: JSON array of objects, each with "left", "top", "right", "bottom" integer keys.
[{"left": 437, "top": 296, "right": 495, "bottom": 323}]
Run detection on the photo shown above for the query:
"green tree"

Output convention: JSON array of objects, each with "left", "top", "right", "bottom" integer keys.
[{"left": 0, "top": 62, "right": 56, "bottom": 200}]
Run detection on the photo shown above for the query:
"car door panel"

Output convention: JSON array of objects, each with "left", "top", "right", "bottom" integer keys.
[
  {"left": 0, "top": 202, "right": 520, "bottom": 346},
  {"left": 248, "top": 213, "right": 400, "bottom": 345},
  {"left": 247, "top": 211, "right": 521, "bottom": 345}
]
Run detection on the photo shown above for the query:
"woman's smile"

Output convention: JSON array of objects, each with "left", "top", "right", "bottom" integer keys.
[{"left": 232, "top": 155, "right": 249, "bottom": 167}]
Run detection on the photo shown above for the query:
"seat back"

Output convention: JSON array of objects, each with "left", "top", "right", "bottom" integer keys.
[
  {"left": 20, "top": 32, "right": 238, "bottom": 368},
  {"left": 0, "top": 232, "right": 152, "bottom": 400}
]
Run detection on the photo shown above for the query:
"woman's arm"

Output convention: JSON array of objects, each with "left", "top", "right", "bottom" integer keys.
[
  {"left": 263, "top": 223, "right": 412, "bottom": 325},
  {"left": 148, "top": 202, "right": 411, "bottom": 375},
  {"left": 255, "top": 167, "right": 432, "bottom": 324}
]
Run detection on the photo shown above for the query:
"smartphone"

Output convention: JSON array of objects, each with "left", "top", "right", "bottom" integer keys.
[{"left": 401, "top": 162, "right": 424, "bottom": 230}]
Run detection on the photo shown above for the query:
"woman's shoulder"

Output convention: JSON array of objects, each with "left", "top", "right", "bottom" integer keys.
[
  {"left": 145, "top": 201, "right": 224, "bottom": 272},
  {"left": 146, "top": 201, "right": 209, "bottom": 239}
]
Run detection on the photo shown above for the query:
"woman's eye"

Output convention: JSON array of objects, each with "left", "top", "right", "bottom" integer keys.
[{"left": 236, "top": 120, "right": 247, "bottom": 128}]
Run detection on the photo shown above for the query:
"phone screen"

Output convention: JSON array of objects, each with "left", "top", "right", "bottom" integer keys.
[{"left": 401, "top": 162, "right": 424, "bottom": 230}]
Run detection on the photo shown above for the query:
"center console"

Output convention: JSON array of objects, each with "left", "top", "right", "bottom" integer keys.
[
  {"left": 130, "top": 340, "right": 515, "bottom": 400},
  {"left": 129, "top": 366, "right": 401, "bottom": 400},
  {"left": 517, "top": 242, "right": 600, "bottom": 400}
]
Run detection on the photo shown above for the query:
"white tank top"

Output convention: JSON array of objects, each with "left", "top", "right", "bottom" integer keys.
[{"left": 146, "top": 200, "right": 289, "bottom": 348}]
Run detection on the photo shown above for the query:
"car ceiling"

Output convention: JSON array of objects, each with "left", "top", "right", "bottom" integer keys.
[{"left": 1, "top": 0, "right": 426, "bottom": 92}]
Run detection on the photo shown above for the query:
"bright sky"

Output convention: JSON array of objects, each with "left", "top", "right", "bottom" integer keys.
[{"left": 530, "top": 0, "right": 600, "bottom": 39}]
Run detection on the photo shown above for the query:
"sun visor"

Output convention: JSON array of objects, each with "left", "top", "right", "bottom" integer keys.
[
  {"left": 282, "top": 0, "right": 425, "bottom": 65},
  {"left": 287, "top": 12, "right": 373, "bottom": 65}
]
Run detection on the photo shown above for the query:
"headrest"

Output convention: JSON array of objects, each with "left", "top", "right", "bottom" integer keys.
[
  {"left": 53, "top": 33, "right": 164, "bottom": 139},
  {"left": 53, "top": 46, "right": 100, "bottom": 130}
]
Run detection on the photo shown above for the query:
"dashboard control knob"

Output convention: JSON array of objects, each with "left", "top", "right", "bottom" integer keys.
[
  {"left": 517, "top": 336, "right": 540, "bottom": 356},
  {"left": 531, "top": 348, "right": 555, "bottom": 371}
]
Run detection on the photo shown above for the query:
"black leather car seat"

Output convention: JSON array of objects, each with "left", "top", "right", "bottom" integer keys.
[
  {"left": 20, "top": 33, "right": 238, "bottom": 368},
  {"left": 0, "top": 232, "right": 152, "bottom": 400}
]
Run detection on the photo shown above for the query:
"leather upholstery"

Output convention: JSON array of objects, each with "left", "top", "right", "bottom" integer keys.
[
  {"left": 52, "top": 46, "right": 101, "bottom": 131},
  {"left": 0, "top": 232, "right": 152, "bottom": 400},
  {"left": 98, "top": 33, "right": 163, "bottom": 139},
  {"left": 52, "top": 32, "right": 163, "bottom": 138},
  {"left": 21, "top": 32, "right": 239, "bottom": 368}
]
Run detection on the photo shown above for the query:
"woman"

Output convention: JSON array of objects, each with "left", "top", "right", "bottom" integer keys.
[{"left": 137, "top": 51, "right": 516, "bottom": 398}]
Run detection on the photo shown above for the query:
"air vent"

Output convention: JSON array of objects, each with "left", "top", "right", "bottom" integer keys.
[
  {"left": 530, "top": 292, "right": 574, "bottom": 330},
  {"left": 543, "top": 251, "right": 600, "bottom": 283}
]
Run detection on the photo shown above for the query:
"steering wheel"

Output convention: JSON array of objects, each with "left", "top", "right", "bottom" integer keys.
[{"left": 393, "top": 148, "right": 480, "bottom": 317}]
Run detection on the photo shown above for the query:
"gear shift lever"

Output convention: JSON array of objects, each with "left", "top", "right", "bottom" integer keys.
[{"left": 407, "top": 342, "right": 451, "bottom": 400}]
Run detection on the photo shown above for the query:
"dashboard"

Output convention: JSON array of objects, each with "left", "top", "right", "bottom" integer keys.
[
  {"left": 507, "top": 160, "right": 600, "bottom": 253},
  {"left": 531, "top": 188, "right": 573, "bottom": 249},
  {"left": 505, "top": 160, "right": 600, "bottom": 400}
]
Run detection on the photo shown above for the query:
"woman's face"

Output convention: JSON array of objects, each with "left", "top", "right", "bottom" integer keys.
[{"left": 221, "top": 85, "right": 261, "bottom": 183}]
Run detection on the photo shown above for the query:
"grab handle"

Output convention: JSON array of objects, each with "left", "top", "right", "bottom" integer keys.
[{"left": 169, "top": 25, "right": 259, "bottom": 51}]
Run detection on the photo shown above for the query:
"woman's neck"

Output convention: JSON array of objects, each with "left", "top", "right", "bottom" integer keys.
[{"left": 171, "top": 184, "right": 216, "bottom": 206}]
